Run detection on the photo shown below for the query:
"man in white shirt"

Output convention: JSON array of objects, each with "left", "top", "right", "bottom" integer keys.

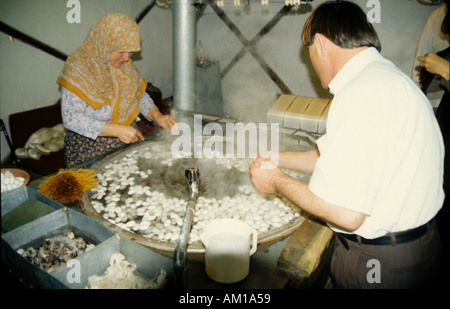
[{"left": 250, "top": 1, "right": 444, "bottom": 288}]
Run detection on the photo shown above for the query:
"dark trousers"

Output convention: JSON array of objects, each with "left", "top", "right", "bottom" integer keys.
[
  {"left": 436, "top": 90, "right": 449, "bottom": 242},
  {"left": 435, "top": 90, "right": 449, "bottom": 279},
  {"left": 330, "top": 221, "right": 443, "bottom": 289}
]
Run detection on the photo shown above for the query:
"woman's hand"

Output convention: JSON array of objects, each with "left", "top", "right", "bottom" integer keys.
[
  {"left": 417, "top": 53, "right": 450, "bottom": 81},
  {"left": 147, "top": 108, "right": 177, "bottom": 132},
  {"left": 115, "top": 125, "right": 145, "bottom": 143},
  {"left": 100, "top": 123, "right": 144, "bottom": 144},
  {"left": 154, "top": 114, "right": 177, "bottom": 132}
]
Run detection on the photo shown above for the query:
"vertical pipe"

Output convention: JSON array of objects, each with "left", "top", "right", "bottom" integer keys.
[{"left": 173, "top": 0, "right": 197, "bottom": 114}]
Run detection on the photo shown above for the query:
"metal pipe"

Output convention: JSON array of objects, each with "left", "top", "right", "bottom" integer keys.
[
  {"left": 172, "top": 0, "right": 197, "bottom": 114},
  {"left": 173, "top": 168, "right": 200, "bottom": 288},
  {"left": 0, "top": 119, "right": 19, "bottom": 165}
]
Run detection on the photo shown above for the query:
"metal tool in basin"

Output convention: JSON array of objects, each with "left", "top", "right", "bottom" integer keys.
[{"left": 173, "top": 168, "right": 200, "bottom": 288}]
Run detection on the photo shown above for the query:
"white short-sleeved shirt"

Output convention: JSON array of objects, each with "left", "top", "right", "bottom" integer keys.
[{"left": 309, "top": 48, "right": 445, "bottom": 239}]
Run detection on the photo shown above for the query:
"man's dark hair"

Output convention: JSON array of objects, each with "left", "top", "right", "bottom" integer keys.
[{"left": 302, "top": 0, "right": 381, "bottom": 52}]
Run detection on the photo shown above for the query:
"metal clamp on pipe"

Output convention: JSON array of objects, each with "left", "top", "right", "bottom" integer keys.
[{"left": 173, "top": 168, "right": 200, "bottom": 288}]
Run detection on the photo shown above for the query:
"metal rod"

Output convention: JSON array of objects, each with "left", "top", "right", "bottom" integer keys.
[
  {"left": 0, "top": 119, "right": 19, "bottom": 165},
  {"left": 135, "top": 0, "right": 156, "bottom": 24},
  {"left": 0, "top": 21, "right": 68, "bottom": 62},
  {"left": 173, "top": 168, "right": 200, "bottom": 288},
  {"left": 208, "top": 0, "right": 292, "bottom": 94}
]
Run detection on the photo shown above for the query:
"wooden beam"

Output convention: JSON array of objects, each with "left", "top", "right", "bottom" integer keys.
[{"left": 277, "top": 218, "right": 334, "bottom": 288}]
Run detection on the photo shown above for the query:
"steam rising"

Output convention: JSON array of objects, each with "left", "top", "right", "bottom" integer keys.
[{"left": 137, "top": 156, "right": 251, "bottom": 200}]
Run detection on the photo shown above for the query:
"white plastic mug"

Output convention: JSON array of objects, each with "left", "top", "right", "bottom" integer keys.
[{"left": 200, "top": 219, "right": 257, "bottom": 283}]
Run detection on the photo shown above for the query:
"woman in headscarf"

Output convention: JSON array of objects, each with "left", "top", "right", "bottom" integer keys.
[{"left": 57, "top": 13, "right": 176, "bottom": 168}]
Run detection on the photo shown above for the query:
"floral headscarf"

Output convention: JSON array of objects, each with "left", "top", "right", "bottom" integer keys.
[{"left": 57, "top": 13, "right": 147, "bottom": 125}]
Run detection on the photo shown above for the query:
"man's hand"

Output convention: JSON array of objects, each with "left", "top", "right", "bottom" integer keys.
[{"left": 249, "top": 156, "right": 284, "bottom": 195}]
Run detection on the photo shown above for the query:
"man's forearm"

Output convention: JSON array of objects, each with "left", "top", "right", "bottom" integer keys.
[
  {"left": 273, "top": 173, "right": 366, "bottom": 231},
  {"left": 278, "top": 149, "right": 320, "bottom": 173}
]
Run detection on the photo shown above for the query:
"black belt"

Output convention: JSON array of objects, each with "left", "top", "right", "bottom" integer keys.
[{"left": 336, "top": 220, "right": 432, "bottom": 250}]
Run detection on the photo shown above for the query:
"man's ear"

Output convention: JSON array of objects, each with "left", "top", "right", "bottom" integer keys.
[{"left": 314, "top": 33, "right": 328, "bottom": 57}]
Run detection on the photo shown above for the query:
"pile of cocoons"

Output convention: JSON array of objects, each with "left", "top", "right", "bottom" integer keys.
[{"left": 1, "top": 170, "right": 26, "bottom": 192}]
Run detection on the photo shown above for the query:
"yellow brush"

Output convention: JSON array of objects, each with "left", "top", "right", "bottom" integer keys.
[{"left": 38, "top": 169, "right": 98, "bottom": 204}]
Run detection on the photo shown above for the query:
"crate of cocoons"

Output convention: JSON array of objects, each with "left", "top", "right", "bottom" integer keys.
[
  {"left": 1, "top": 207, "right": 115, "bottom": 288},
  {"left": 50, "top": 234, "right": 172, "bottom": 289}
]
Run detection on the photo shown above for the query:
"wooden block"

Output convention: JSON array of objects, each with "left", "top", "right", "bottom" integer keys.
[
  {"left": 267, "top": 94, "right": 297, "bottom": 124},
  {"left": 277, "top": 219, "right": 333, "bottom": 276},
  {"left": 318, "top": 99, "right": 332, "bottom": 134},
  {"left": 300, "top": 98, "right": 330, "bottom": 133},
  {"left": 267, "top": 95, "right": 332, "bottom": 134},
  {"left": 283, "top": 96, "right": 312, "bottom": 129}
]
